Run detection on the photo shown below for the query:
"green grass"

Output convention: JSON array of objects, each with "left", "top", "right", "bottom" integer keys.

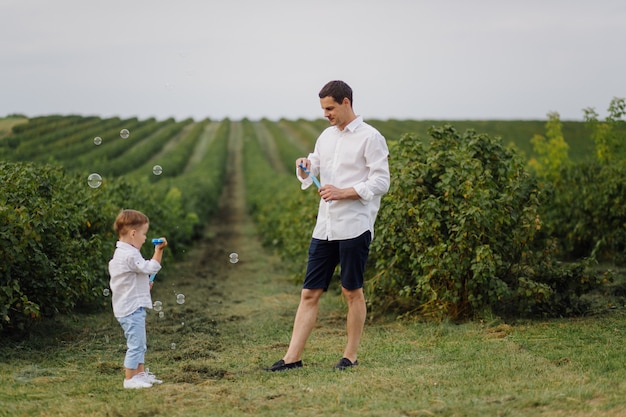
[
  {"left": 0, "top": 114, "right": 623, "bottom": 416},
  {"left": 2, "top": 248, "right": 626, "bottom": 416}
]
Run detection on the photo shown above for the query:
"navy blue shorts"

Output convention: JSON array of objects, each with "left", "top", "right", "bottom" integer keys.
[{"left": 303, "top": 230, "right": 372, "bottom": 291}]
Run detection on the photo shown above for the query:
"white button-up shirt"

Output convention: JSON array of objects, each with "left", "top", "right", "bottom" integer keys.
[
  {"left": 108, "top": 241, "right": 161, "bottom": 318},
  {"left": 297, "top": 116, "right": 390, "bottom": 241}
]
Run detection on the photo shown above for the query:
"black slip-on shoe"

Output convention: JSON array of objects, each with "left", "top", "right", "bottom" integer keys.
[
  {"left": 265, "top": 359, "right": 303, "bottom": 372},
  {"left": 334, "top": 357, "right": 358, "bottom": 370}
]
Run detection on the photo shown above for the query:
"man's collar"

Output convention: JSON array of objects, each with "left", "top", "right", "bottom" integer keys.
[{"left": 338, "top": 115, "right": 363, "bottom": 133}]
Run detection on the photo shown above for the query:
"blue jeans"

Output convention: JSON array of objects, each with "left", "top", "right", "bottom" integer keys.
[{"left": 117, "top": 307, "right": 147, "bottom": 369}]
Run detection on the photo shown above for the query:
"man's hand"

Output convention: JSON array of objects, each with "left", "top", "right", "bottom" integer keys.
[
  {"left": 319, "top": 185, "right": 359, "bottom": 202},
  {"left": 296, "top": 158, "right": 310, "bottom": 178}
]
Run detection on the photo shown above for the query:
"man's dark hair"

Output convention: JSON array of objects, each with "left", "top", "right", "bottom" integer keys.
[{"left": 319, "top": 80, "right": 353, "bottom": 107}]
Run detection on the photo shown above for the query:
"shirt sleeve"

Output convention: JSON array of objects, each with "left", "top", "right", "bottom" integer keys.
[
  {"left": 353, "top": 133, "right": 391, "bottom": 204},
  {"left": 126, "top": 252, "right": 162, "bottom": 275},
  {"left": 296, "top": 151, "right": 319, "bottom": 190},
  {"left": 296, "top": 165, "right": 314, "bottom": 189}
]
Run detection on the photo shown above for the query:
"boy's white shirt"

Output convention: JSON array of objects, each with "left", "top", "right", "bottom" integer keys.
[{"left": 109, "top": 241, "right": 161, "bottom": 318}]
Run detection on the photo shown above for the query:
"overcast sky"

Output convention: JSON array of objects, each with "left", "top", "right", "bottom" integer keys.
[{"left": 1, "top": 0, "right": 625, "bottom": 122}]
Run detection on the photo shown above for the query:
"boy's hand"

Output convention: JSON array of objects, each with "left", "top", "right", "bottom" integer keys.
[
  {"left": 154, "top": 237, "right": 168, "bottom": 250},
  {"left": 151, "top": 237, "right": 167, "bottom": 265}
]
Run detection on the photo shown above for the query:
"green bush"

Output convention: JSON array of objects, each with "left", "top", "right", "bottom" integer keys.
[
  {"left": 0, "top": 161, "right": 200, "bottom": 332},
  {"left": 368, "top": 126, "right": 605, "bottom": 320},
  {"left": 0, "top": 162, "right": 110, "bottom": 331},
  {"left": 540, "top": 162, "right": 626, "bottom": 263}
]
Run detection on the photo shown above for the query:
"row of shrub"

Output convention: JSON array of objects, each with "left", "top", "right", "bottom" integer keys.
[
  {"left": 2, "top": 113, "right": 622, "bottom": 328},
  {"left": 241, "top": 119, "right": 317, "bottom": 276},
  {"left": 241, "top": 121, "right": 612, "bottom": 320},
  {"left": 540, "top": 163, "right": 626, "bottom": 264},
  {"left": 0, "top": 119, "right": 229, "bottom": 332},
  {"left": 369, "top": 126, "right": 609, "bottom": 320},
  {"left": 0, "top": 162, "right": 184, "bottom": 330}
]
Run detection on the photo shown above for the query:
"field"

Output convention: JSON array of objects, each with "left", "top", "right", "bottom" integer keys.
[{"left": 1, "top": 116, "right": 626, "bottom": 416}]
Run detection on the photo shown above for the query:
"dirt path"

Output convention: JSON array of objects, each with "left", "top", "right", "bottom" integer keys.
[
  {"left": 164, "top": 120, "right": 278, "bottom": 304},
  {"left": 152, "top": 121, "right": 298, "bottom": 378}
]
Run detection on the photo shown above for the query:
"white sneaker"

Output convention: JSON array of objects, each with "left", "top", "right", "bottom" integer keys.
[
  {"left": 123, "top": 374, "right": 152, "bottom": 389},
  {"left": 142, "top": 368, "right": 163, "bottom": 385}
]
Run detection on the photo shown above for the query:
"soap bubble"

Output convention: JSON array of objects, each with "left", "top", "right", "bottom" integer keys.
[
  {"left": 153, "top": 300, "right": 163, "bottom": 312},
  {"left": 93, "top": 136, "right": 102, "bottom": 145},
  {"left": 176, "top": 294, "right": 185, "bottom": 305},
  {"left": 88, "top": 173, "right": 102, "bottom": 188},
  {"left": 170, "top": 343, "right": 176, "bottom": 350},
  {"left": 120, "top": 129, "right": 130, "bottom": 139},
  {"left": 229, "top": 252, "right": 239, "bottom": 264},
  {"left": 152, "top": 165, "right": 163, "bottom": 175},
  {"left": 158, "top": 311, "right": 164, "bottom": 318},
  {"left": 102, "top": 288, "right": 110, "bottom": 296}
]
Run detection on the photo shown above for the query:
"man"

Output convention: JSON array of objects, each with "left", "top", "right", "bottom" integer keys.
[{"left": 266, "top": 80, "right": 390, "bottom": 371}]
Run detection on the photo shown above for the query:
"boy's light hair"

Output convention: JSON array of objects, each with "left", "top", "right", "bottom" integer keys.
[{"left": 113, "top": 209, "right": 149, "bottom": 237}]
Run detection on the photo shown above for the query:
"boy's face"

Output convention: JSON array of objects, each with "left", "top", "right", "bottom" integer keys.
[{"left": 125, "top": 222, "right": 149, "bottom": 249}]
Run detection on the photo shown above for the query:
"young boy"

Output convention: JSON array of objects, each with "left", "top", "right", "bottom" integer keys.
[{"left": 108, "top": 209, "right": 167, "bottom": 389}]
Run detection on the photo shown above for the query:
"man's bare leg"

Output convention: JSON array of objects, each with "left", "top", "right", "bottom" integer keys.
[
  {"left": 341, "top": 287, "right": 366, "bottom": 363},
  {"left": 283, "top": 288, "right": 324, "bottom": 363}
]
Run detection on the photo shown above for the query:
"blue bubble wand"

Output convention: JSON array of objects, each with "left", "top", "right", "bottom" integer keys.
[
  {"left": 149, "top": 238, "right": 164, "bottom": 282},
  {"left": 298, "top": 164, "right": 321, "bottom": 189}
]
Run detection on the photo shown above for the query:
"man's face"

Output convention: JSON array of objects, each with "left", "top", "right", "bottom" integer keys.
[{"left": 320, "top": 96, "right": 351, "bottom": 130}]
